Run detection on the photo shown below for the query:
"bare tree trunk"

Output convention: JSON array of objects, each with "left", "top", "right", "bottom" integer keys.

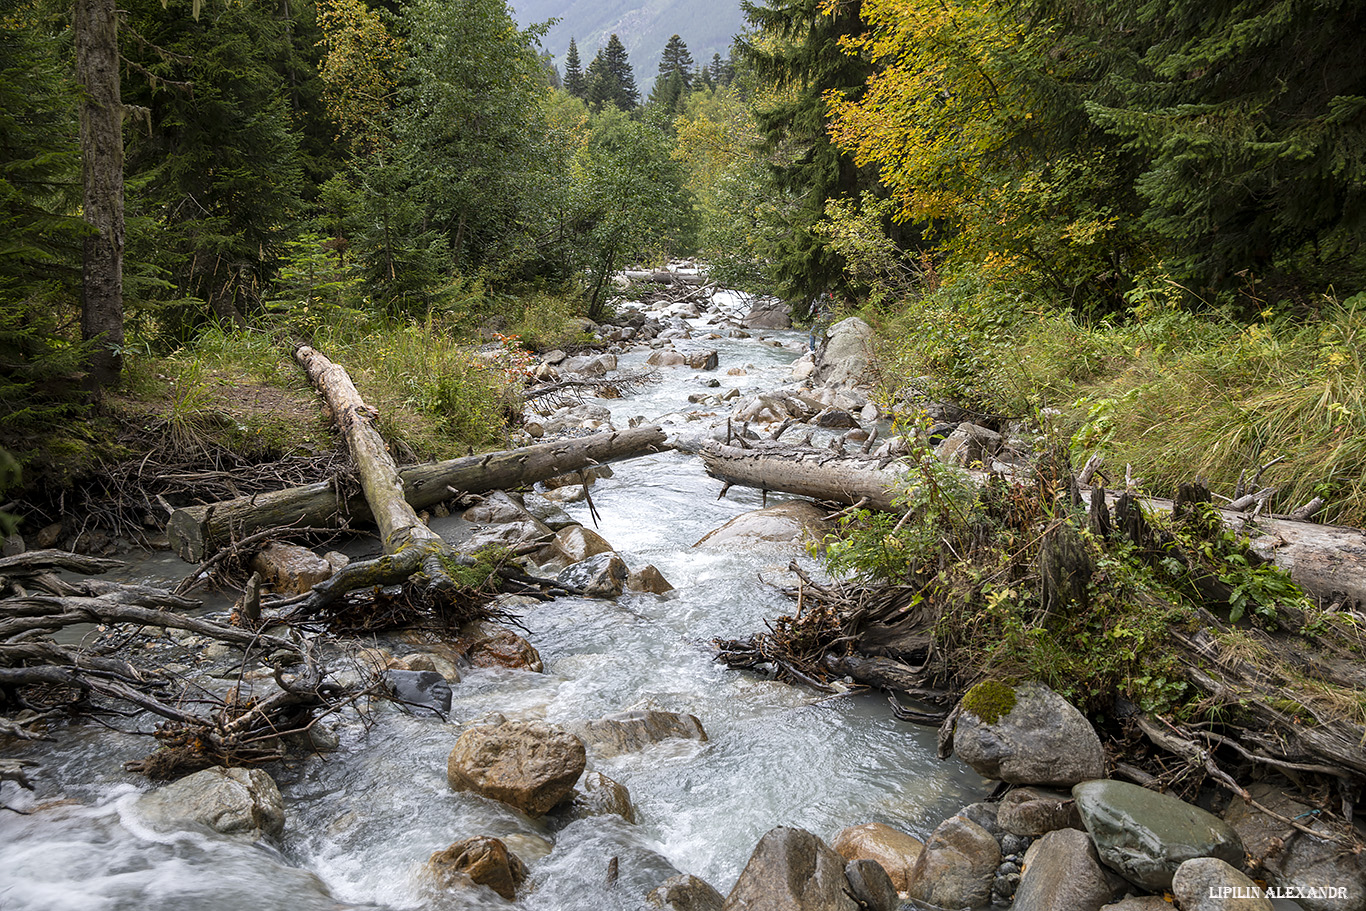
[{"left": 76, "top": 0, "right": 124, "bottom": 391}]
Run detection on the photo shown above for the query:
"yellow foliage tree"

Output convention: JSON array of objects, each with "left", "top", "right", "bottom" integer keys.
[{"left": 317, "top": 0, "right": 402, "bottom": 155}]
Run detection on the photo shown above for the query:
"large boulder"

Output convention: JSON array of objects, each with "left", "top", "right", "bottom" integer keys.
[
  {"left": 935, "top": 422, "right": 1002, "bottom": 468},
  {"left": 1172, "top": 857, "right": 1273, "bottom": 911},
  {"left": 742, "top": 298, "right": 792, "bottom": 330},
  {"left": 557, "top": 552, "right": 629, "bottom": 598},
  {"left": 447, "top": 721, "right": 586, "bottom": 816},
  {"left": 813, "top": 317, "right": 875, "bottom": 388},
  {"left": 831, "top": 822, "right": 924, "bottom": 892},
  {"left": 463, "top": 491, "right": 534, "bottom": 525},
  {"left": 570, "top": 710, "right": 708, "bottom": 758},
  {"left": 1073, "top": 779, "right": 1245, "bottom": 891},
  {"left": 135, "top": 767, "right": 285, "bottom": 839},
  {"left": 427, "top": 835, "right": 527, "bottom": 900},
  {"left": 906, "top": 814, "right": 1000, "bottom": 910},
  {"left": 1224, "top": 782, "right": 1366, "bottom": 911},
  {"left": 542, "top": 525, "right": 615, "bottom": 566},
  {"left": 646, "top": 349, "right": 689, "bottom": 367},
  {"left": 627, "top": 564, "right": 675, "bottom": 594},
  {"left": 521, "top": 492, "right": 577, "bottom": 530},
  {"left": 1012, "top": 828, "right": 1114, "bottom": 911},
  {"left": 686, "top": 349, "right": 719, "bottom": 370},
  {"left": 649, "top": 874, "right": 726, "bottom": 911},
  {"left": 694, "top": 501, "right": 831, "bottom": 550},
  {"left": 251, "top": 542, "right": 332, "bottom": 595},
  {"left": 949, "top": 680, "right": 1105, "bottom": 786},
  {"left": 722, "top": 827, "right": 860, "bottom": 911}
]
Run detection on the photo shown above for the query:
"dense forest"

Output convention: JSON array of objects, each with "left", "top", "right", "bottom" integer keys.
[{"left": 1, "top": 0, "right": 1364, "bottom": 524}]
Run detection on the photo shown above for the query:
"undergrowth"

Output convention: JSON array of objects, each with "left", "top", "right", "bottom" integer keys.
[{"left": 870, "top": 271, "right": 1366, "bottom": 526}]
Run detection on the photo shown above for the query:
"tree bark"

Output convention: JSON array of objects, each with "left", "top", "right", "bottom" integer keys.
[
  {"left": 167, "top": 424, "right": 667, "bottom": 562},
  {"left": 75, "top": 0, "right": 124, "bottom": 391},
  {"left": 700, "top": 441, "right": 1366, "bottom": 605}
]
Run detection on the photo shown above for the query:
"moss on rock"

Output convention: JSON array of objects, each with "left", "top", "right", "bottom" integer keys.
[{"left": 961, "top": 679, "right": 1017, "bottom": 724}]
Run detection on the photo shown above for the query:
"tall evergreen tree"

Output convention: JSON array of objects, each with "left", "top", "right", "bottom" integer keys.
[
  {"left": 737, "top": 0, "right": 875, "bottom": 306},
  {"left": 657, "top": 34, "right": 694, "bottom": 92},
  {"left": 563, "top": 37, "right": 585, "bottom": 98},
  {"left": 585, "top": 34, "right": 638, "bottom": 111}
]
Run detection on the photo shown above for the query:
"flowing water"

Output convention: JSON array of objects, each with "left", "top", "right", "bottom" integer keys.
[{"left": 0, "top": 292, "right": 987, "bottom": 910}]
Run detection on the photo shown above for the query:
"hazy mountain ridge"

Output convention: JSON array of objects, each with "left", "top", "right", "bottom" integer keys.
[{"left": 509, "top": 0, "right": 747, "bottom": 87}]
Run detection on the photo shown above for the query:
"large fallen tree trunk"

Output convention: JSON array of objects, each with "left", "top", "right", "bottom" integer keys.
[
  {"left": 699, "top": 441, "right": 1366, "bottom": 605},
  {"left": 168, "top": 424, "right": 667, "bottom": 562}
]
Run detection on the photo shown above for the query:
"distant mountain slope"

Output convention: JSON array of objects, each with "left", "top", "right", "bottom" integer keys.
[{"left": 509, "top": 0, "right": 747, "bottom": 88}]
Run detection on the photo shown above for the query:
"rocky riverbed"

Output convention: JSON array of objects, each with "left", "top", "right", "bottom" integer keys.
[{"left": 2, "top": 273, "right": 1362, "bottom": 910}]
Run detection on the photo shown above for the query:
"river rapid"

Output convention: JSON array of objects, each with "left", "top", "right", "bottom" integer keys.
[{"left": 0, "top": 289, "right": 987, "bottom": 910}]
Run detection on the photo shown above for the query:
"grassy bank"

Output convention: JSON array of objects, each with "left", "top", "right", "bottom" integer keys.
[{"left": 867, "top": 272, "right": 1366, "bottom": 527}]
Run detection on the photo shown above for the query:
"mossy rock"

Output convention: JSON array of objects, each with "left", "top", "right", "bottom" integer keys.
[{"left": 960, "top": 679, "right": 1017, "bottom": 724}]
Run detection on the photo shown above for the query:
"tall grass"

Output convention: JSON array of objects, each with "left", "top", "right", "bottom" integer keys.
[{"left": 874, "top": 281, "right": 1366, "bottom": 526}]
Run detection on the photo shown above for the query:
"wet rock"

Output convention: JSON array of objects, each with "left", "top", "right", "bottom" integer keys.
[
  {"left": 542, "top": 462, "right": 614, "bottom": 489},
  {"left": 554, "top": 770, "right": 637, "bottom": 824},
  {"left": 845, "top": 858, "right": 898, "bottom": 911},
  {"left": 542, "top": 349, "right": 567, "bottom": 365},
  {"left": 998, "top": 786, "right": 1085, "bottom": 836},
  {"left": 323, "top": 550, "right": 350, "bottom": 572},
  {"left": 686, "top": 349, "right": 719, "bottom": 370},
  {"left": 906, "top": 815, "right": 1000, "bottom": 910},
  {"left": 647, "top": 349, "right": 689, "bottom": 367},
  {"left": 427, "top": 835, "right": 527, "bottom": 900},
  {"left": 1172, "top": 857, "right": 1272, "bottom": 911},
  {"left": 135, "top": 767, "right": 285, "bottom": 839},
  {"left": 648, "top": 873, "right": 726, "bottom": 911},
  {"left": 544, "top": 525, "right": 615, "bottom": 566},
  {"left": 1224, "top": 782, "right": 1366, "bottom": 911},
  {"left": 465, "top": 628, "right": 544, "bottom": 672},
  {"left": 466, "top": 519, "right": 550, "bottom": 549},
  {"left": 742, "top": 298, "right": 791, "bottom": 330},
  {"left": 950, "top": 680, "right": 1105, "bottom": 786},
  {"left": 34, "top": 522, "right": 64, "bottom": 548},
  {"left": 447, "top": 720, "right": 586, "bottom": 816},
  {"left": 250, "top": 542, "right": 333, "bottom": 595},
  {"left": 694, "top": 501, "right": 831, "bottom": 550},
  {"left": 730, "top": 393, "right": 792, "bottom": 424},
  {"left": 957, "top": 801, "right": 1004, "bottom": 837},
  {"left": 814, "top": 408, "right": 859, "bottom": 429},
  {"left": 562, "top": 353, "right": 616, "bottom": 375},
  {"left": 463, "top": 490, "right": 533, "bottom": 524},
  {"left": 384, "top": 669, "right": 452, "bottom": 717},
  {"left": 789, "top": 355, "right": 816, "bottom": 382},
  {"left": 722, "top": 826, "right": 859, "bottom": 911},
  {"left": 558, "top": 552, "right": 628, "bottom": 598},
  {"left": 570, "top": 710, "right": 708, "bottom": 758},
  {"left": 521, "top": 492, "right": 577, "bottom": 530},
  {"left": 832, "top": 822, "right": 924, "bottom": 892},
  {"left": 813, "top": 317, "right": 875, "bottom": 389},
  {"left": 1073, "top": 778, "right": 1245, "bottom": 891},
  {"left": 1012, "top": 827, "right": 1114, "bottom": 911},
  {"left": 627, "top": 564, "right": 674, "bottom": 594}
]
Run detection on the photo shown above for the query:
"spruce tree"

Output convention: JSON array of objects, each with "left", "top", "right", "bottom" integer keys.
[
  {"left": 585, "top": 35, "right": 638, "bottom": 111},
  {"left": 737, "top": 0, "right": 874, "bottom": 305},
  {"left": 657, "top": 34, "right": 694, "bottom": 91},
  {"left": 563, "top": 37, "right": 585, "bottom": 98}
]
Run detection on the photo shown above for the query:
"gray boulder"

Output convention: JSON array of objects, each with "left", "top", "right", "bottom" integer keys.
[
  {"left": 1012, "top": 828, "right": 1114, "bottom": 911},
  {"left": 694, "top": 501, "right": 831, "bottom": 550},
  {"left": 384, "top": 669, "right": 452, "bottom": 717},
  {"left": 906, "top": 814, "right": 1000, "bottom": 909},
  {"left": 722, "top": 827, "right": 860, "bottom": 911},
  {"left": 521, "top": 492, "right": 577, "bottom": 530},
  {"left": 135, "top": 767, "right": 285, "bottom": 839},
  {"left": 251, "top": 542, "right": 332, "bottom": 595},
  {"left": 813, "top": 317, "right": 875, "bottom": 388},
  {"left": 950, "top": 680, "right": 1105, "bottom": 786},
  {"left": 557, "top": 552, "right": 628, "bottom": 598},
  {"left": 1172, "top": 857, "right": 1272, "bottom": 911},
  {"left": 447, "top": 720, "right": 586, "bottom": 816},
  {"left": 462, "top": 491, "right": 533, "bottom": 525},
  {"left": 845, "top": 858, "right": 897, "bottom": 911},
  {"left": 570, "top": 710, "right": 708, "bottom": 758},
  {"left": 1073, "top": 779, "right": 1245, "bottom": 891},
  {"left": 731, "top": 394, "right": 793, "bottom": 424},
  {"left": 542, "top": 524, "right": 615, "bottom": 567},
  {"left": 742, "top": 298, "right": 791, "bottom": 330},
  {"left": 648, "top": 874, "right": 726, "bottom": 911},
  {"left": 553, "top": 770, "right": 636, "bottom": 824}
]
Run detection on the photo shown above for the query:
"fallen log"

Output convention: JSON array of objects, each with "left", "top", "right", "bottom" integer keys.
[
  {"left": 168, "top": 424, "right": 667, "bottom": 562},
  {"left": 699, "top": 441, "right": 1366, "bottom": 605}
]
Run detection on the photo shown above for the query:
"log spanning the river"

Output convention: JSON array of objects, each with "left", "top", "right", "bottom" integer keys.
[
  {"left": 167, "top": 422, "right": 667, "bottom": 562},
  {"left": 699, "top": 441, "right": 1366, "bottom": 606}
]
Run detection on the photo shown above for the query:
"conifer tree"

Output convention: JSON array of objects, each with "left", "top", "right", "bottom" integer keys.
[
  {"left": 563, "top": 37, "right": 585, "bottom": 98},
  {"left": 657, "top": 34, "right": 694, "bottom": 91},
  {"left": 585, "top": 35, "right": 638, "bottom": 111},
  {"left": 737, "top": 0, "right": 874, "bottom": 306}
]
